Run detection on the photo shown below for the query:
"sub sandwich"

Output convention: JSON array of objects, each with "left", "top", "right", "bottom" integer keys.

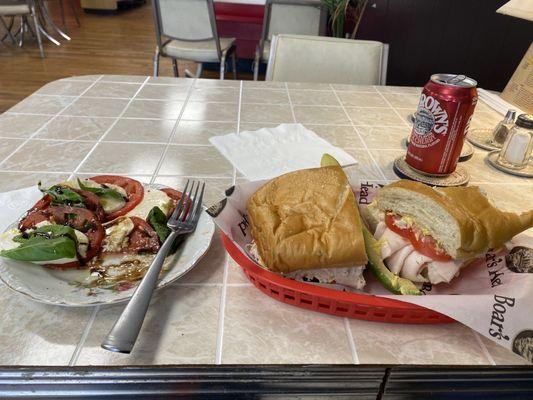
[
  {"left": 361, "top": 180, "right": 533, "bottom": 286},
  {"left": 247, "top": 165, "right": 368, "bottom": 290}
]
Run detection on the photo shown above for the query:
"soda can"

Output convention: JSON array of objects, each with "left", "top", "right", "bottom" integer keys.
[{"left": 406, "top": 74, "right": 478, "bottom": 175}]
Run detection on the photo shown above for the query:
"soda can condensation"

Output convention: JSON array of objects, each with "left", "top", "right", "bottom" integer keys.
[{"left": 406, "top": 74, "right": 478, "bottom": 175}]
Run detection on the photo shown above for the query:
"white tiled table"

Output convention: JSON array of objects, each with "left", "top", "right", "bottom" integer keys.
[{"left": 0, "top": 75, "right": 531, "bottom": 367}]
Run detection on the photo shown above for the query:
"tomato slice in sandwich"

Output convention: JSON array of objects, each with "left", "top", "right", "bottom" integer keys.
[
  {"left": 385, "top": 213, "right": 451, "bottom": 261},
  {"left": 90, "top": 175, "right": 144, "bottom": 221}
]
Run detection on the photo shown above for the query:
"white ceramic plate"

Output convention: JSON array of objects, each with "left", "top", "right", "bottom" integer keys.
[{"left": 0, "top": 187, "right": 215, "bottom": 307}]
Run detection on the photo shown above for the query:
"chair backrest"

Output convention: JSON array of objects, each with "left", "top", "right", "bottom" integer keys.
[
  {"left": 262, "top": 0, "right": 326, "bottom": 43},
  {"left": 152, "top": 0, "right": 221, "bottom": 55},
  {"left": 266, "top": 34, "right": 389, "bottom": 85}
]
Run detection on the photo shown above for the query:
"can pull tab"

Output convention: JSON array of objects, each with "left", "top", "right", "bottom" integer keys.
[{"left": 444, "top": 74, "right": 467, "bottom": 84}]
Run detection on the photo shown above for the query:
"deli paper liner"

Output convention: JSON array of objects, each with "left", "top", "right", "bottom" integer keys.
[
  {"left": 209, "top": 177, "right": 533, "bottom": 363},
  {"left": 209, "top": 123, "right": 357, "bottom": 181}
]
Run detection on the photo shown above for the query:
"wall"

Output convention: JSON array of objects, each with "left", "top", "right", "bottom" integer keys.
[{"left": 355, "top": 0, "right": 533, "bottom": 90}]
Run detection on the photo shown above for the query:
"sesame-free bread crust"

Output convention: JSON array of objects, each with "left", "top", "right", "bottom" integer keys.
[{"left": 247, "top": 166, "right": 368, "bottom": 273}]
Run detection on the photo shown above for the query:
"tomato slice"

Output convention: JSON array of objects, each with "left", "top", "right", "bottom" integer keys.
[
  {"left": 20, "top": 205, "right": 104, "bottom": 269},
  {"left": 90, "top": 175, "right": 144, "bottom": 221},
  {"left": 385, "top": 212, "right": 451, "bottom": 261},
  {"left": 126, "top": 216, "right": 160, "bottom": 253},
  {"left": 19, "top": 187, "right": 105, "bottom": 229},
  {"left": 160, "top": 187, "right": 192, "bottom": 217}
]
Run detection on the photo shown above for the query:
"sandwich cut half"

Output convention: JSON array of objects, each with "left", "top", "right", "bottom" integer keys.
[
  {"left": 361, "top": 179, "right": 533, "bottom": 286},
  {"left": 247, "top": 165, "right": 368, "bottom": 290}
]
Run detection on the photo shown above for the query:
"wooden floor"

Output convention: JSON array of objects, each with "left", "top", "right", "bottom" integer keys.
[{"left": 0, "top": 1, "right": 247, "bottom": 113}]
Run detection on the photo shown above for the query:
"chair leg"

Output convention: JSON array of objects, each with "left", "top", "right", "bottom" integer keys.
[
  {"left": 253, "top": 51, "right": 259, "bottom": 81},
  {"left": 195, "top": 63, "right": 203, "bottom": 78},
  {"left": 31, "top": 8, "right": 45, "bottom": 58},
  {"left": 153, "top": 47, "right": 160, "bottom": 77},
  {"left": 69, "top": 0, "right": 80, "bottom": 27},
  {"left": 172, "top": 58, "right": 179, "bottom": 77},
  {"left": 0, "top": 16, "right": 17, "bottom": 45},
  {"left": 219, "top": 54, "right": 226, "bottom": 80},
  {"left": 19, "top": 16, "right": 27, "bottom": 47},
  {"left": 231, "top": 50, "right": 237, "bottom": 80},
  {"left": 58, "top": 0, "right": 66, "bottom": 30}
]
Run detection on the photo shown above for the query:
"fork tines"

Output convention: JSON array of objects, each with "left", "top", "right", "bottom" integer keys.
[{"left": 168, "top": 180, "right": 205, "bottom": 227}]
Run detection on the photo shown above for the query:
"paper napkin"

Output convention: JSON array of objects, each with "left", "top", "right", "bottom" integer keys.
[{"left": 209, "top": 123, "right": 357, "bottom": 181}]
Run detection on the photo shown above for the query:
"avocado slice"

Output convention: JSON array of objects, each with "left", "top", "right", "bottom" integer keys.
[
  {"left": 362, "top": 226, "right": 421, "bottom": 295},
  {"left": 320, "top": 153, "right": 420, "bottom": 295},
  {"left": 321, "top": 153, "right": 341, "bottom": 167}
]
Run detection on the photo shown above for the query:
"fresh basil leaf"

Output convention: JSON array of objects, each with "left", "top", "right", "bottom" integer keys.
[
  {"left": 38, "top": 182, "right": 84, "bottom": 206},
  {"left": 78, "top": 179, "right": 124, "bottom": 201},
  {"left": 0, "top": 236, "right": 77, "bottom": 262},
  {"left": 16, "top": 224, "right": 79, "bottom": 245},
  {"left": 147, "top": 206, "right": 170, "bottom": 244}
]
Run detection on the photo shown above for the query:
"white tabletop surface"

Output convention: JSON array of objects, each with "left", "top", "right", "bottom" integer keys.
[{"left": 0, "top": 75, "right": 531, "bottom": 367}]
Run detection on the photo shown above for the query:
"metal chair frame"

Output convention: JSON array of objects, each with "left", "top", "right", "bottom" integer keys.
[
  {"left": 253, "top": 0, "right": 326, "bottom": 81},
  {"left": 266, "top": 35, "right": 390, "bottom": 85},
  {"left": 0, "top": 0, "right": 44, "bottom": 57},
  {"left": 151, "top": 0, "right": 236, "bottom": 79}
]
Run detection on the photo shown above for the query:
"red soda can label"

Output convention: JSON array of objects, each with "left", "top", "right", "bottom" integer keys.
[{"left": 406, "top": 74, "right": 477, "bottom": 175}]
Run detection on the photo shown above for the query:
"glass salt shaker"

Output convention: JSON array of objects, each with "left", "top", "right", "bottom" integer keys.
[
  {"left": 491, "top": 109, "right": 516, "bottom": 146},
  {"left": 497, "top": 114, "right": 533, "bottom": 170}
]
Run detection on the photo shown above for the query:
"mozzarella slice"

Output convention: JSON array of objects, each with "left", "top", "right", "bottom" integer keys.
[
  {"left": 400, "top": 251, "right": 432, "bottom": 283},
  {"left": 103, "top": 217, "right": 135, "bottom": 252},
  {"left": 0, "top": 229, "right": 21, "bottom": 251},
  {"left": 386, "top": 244, "right": 414, "bottom": 275},
  {"left": 126, "top": 189, "right": 173, "bottom": 220}
]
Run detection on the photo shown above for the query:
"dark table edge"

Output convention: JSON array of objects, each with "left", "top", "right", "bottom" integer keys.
[{"left": 1, "top": 364, "right": 533, "bottom": 399}]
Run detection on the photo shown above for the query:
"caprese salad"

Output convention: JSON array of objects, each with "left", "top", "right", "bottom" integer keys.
[{"left": 0, "top": 176, "right": 184, "bottom": 290}]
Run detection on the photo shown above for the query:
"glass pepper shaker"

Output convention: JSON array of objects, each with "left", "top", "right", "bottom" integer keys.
[
  {"left": 497, "top": 114, "right": 533, "bottom": 170},
  {"left": 491, "top": 109, "right": 516, "bottom": 146}
]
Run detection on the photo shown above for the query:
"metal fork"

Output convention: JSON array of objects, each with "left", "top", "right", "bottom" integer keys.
[{"left": 101, "top": 180, "right": 205, "bottom": 354}]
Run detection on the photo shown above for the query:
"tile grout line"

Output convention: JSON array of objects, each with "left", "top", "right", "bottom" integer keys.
[
  {"left": 344, "top": 318, "right": 360, "bottom": 364},
  {"left": 215, "top": 258, "right": 230, "bottom": 365},
  {"left": 330, "top": 84, "right": 389, "bottom": 181},
  {"left": 149, "top": 79, "right": 198, "bottom": 184},
  {"left": 374, "top": 90, "right": 413, "bottom": 130},
  {"left": 215, "top": 80, "right": 242, "bottom": 365},
  {"left": 472, "top": 330, "right": 496, "bottom": 365},
  {"left": 285, "top": 82, "right": 297, "bottom": 123},
  {"left": 68, "top": 305, "right": 100, "bottom": 366},
  {"left": 0, "top": 75, "right": 105, "bottom": 169},
  {"left": 67, "top": 76, "right": 152, "bottom": 180}
]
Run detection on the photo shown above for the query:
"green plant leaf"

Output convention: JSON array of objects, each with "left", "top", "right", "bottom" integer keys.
[
  {"left": 0, "top": 236, "right": 77, "bottom": 262},
  {"left": 147, "top": 206, "right": 170, "bottom": 244},
  {"left": 39, "top": 182, "right": 84, "bottom": 206},
  {"left": 15, "top": 224, "right": 79, "bottom": 245},
  {"left": 77, "top": 179, "right": 124, "bottom": 201}
]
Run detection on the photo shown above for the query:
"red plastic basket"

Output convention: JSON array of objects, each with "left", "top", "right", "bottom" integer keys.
[{"left": 221, "top": 233, "right": 454, "bottom": 324}]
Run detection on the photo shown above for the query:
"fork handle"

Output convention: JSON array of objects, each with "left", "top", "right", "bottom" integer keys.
[{"left": 101, "top": 230, "right": 179, "bottom": 353}]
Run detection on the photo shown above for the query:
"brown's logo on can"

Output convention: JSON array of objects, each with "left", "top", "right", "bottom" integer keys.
[
  {"left": 512, "top": 330, "right": 533, "bottom": 363},
  {"left": 505, "top": 246, "right": 533, "bottom": 274},
  {"left": 411, "top": 94, "right": 450, "bottom": 148}
]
